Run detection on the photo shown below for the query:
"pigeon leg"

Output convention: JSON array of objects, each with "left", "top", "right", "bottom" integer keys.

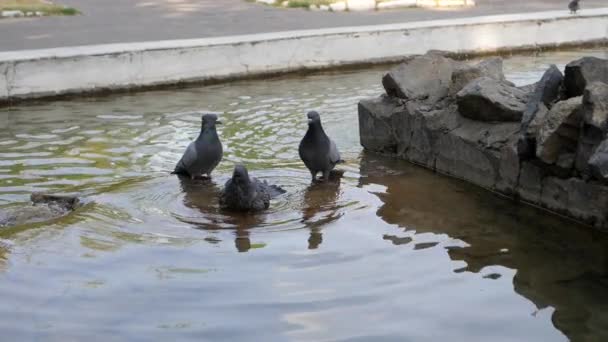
[
  {"left": 310, "top": 170, "right": 317, "bottom": 182},
  {"left": 321, "top": 170, "right": 330, "bottom": 182}
]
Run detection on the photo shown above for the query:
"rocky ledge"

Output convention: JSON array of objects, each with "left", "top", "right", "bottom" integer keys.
[{"left": 359, "top": 52, "right": 608, "bottom": 230}]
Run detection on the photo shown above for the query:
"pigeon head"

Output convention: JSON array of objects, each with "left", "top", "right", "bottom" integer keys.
[
  {"left": 201, "top": 113, "right": 222, "bottom": 129},
  {"left": 231, "top": 164, "right": 251, "bottom": 186},
  {"left": 307, "top": 111, "right": 322, "bottom": 125}
]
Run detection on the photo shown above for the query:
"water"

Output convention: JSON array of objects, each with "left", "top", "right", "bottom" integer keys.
[{"left": 1, "top": 48, "right": 608, "bottom": 341}]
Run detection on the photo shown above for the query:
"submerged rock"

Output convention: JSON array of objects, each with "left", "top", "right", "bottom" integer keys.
[
  {"left": 456, "top": 77, "right": 527, "bottom": 122},
  {"left": 564, "top": 57, "right": 608, "bottom": 98},
  {"left": 0, "top": 193, "right": 80, "bottom": 228}
]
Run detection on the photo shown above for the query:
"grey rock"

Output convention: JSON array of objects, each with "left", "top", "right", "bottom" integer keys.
[
  {"left": 173, "top": 113, "right": 223, "bottom": 179},
  {"left": 358, "top": 95, "right": 407, "bottom": 153},
  {"left": 541, "top": 176, "right": 570, "bottom": 211},
  {"left": 588, "top": 139, "right": 608, "bottom": 182},
  {"left": 456, "top": 77, "right": 528, "bottom": 122},
  {"left": 517, "top": 162, "right": 544, "bottom": 204},
  {"left": 299, "top": 111, "right": 342, "bottom": 182},
  {"left": 358, "top": 55, "right": 608, "bottom": 230},
  {"left": 405, "top": 103, "right": 462, "bottom": 168},
  {"left": 382, "top": 54, "right": 456, "bottom": 103},
  {"left": 574, "top": 83, "right": 608, "bottom": 174},
  {"left": 518, "top": 103, "right": 549, "bottom": 158},
  {"left": 496, "top": 143, "right": 520, "bottom": 194},
  {"left": 517, "top": 65, "right": 564, "bottom": 158},
  {"left": 536, "top": 96, "right": 582, "bottom": 164},
  {"left": 0, "top": 193, "right": 80, "bottom": 228},
  {"left": 564, "top": 57, "right": 608, "bottom": 98},
  {"left": 582, "top": 82, "right": 608, "bottom": 131},
  {"left": 435, "top": 119, "right": 519, "bottom": 189},
  {"left": 566, "top": 178, "right": 608, "bottom": 228},
  {"left": 220, "top": 165, "right": 285, "bottom": 212},
  {"left": 449, "top": 57, "right": 507, "bottom": 96}
]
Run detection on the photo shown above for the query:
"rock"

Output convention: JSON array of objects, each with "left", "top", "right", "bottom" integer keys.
[
  {"left": 575, "top": 82, "right": 608, "bottom": 174},
  {"left": 517, "top": 65, "right": 564, "bottom": 158},
  {"left": 536, "top": 96, "right": 582, "bottom": 164},
  {"left": 456, "top": 77, "right": 528, "bottom": 122},
  {"left": 347, "top": 0, "right": 375, "bottom": 11},
  {"left": 588, "top": 139, "right": 608, "bottom": 182},
  {"left": 564, "top": 57, "right": 608, "bottom": 98},
  {"left": 566, "top": 178, "right": 608, "bottom": 228},
  {"left": 0, "top": 193, "right": 80, "bottom": 228},
  {"left": 541, "top": 177, "right": 569, "bottom": 212},
  {"left": 517, "top": 162, "right": 544, "bottom": 204},
  {"left": 517, "top": 103, "right": 549, "bottom": 158},
  {"left": 517, "top": 83, "right": 538, "bottom": 95},
  {"left": 358, "top": 95, "right": 407, "bottom": 153},
  {"left": 496, "top": 143, "right": 520, "bottom": 194},
  {"left": 405, "top": 103, "right": 462, "bottom": 168},
  {"left": 359, "top": 54, "right": 608, "bottom": 231},
  {"left": 449, "top": 57, "right": 507, "bottom": 96},
  {"left": 435, "top": 119, "right": 519, "bottom": 189},
  {"left": 581, "top": 82, "right": 608, "bottom": 131},
  {"left": 382, "top": 54, "right": 456, "bottom": 103}
]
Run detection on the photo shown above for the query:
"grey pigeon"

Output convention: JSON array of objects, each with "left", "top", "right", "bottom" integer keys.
[
  {"left": 569, "top": 0, "right": 579, "bottom": 14},
  {"left": 220, "top": 165, "right": 285, "bottom": 212},
  {"left": 173, "top": 114, "right": 223, "bottom": 179},
  {"left": 299, "top": 111, "right": 343, "bottom": 182}
]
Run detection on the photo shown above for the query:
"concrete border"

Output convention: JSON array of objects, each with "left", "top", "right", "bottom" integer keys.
[{"left": 1, "top": 8, "right": 608, "bottom": 102}]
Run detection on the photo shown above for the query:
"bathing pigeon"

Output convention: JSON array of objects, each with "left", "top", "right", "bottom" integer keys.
[
  {"left": 220, "top": 164, "right": 285, "bottom": 212},
  {"left": 298, "top": 111, "right": 343, "bottom": 182},
  {"left": 568, "top": 0, "right": 579, "bottom": 14},
  {"left": 173, "top": 114, "right": 223, "bottom": 179}
]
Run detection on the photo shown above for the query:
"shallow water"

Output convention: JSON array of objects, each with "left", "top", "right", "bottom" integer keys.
[{"left": 1, "top": 48, "right": 608, "bottom": 341}]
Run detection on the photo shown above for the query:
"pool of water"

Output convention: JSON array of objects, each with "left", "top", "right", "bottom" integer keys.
[{"left": 1, "top": 48, "right": 608, "bottom": 341}]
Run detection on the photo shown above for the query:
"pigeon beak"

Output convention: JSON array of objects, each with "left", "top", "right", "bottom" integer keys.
[
  {"left": 216, "top": 120, "right": 223, "bottom": 125},
  {"left": 307, "top": 119, "right": 313, "bottom": 124}
]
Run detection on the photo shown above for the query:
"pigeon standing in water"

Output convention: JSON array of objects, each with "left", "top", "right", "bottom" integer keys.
[
  {"left": 220, "top": 164, "right": 285, "bottom": 212},
  {"left": 569, "top": 0, "right": 579, "bottom": 14},
  {"left": 173, "top": 114, "right": 223, "bottom": 179},
  {"left": 299, "top": 111, "right": 343, "bottom": 182}
]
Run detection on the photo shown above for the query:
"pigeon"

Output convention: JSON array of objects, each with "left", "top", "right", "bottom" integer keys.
[
  {"left": 298, "top": 111, "right": 343, "bottom": 182},
  {"left": 220, "top": 164, "right": 285, "bottom": 212},
  {"left": 569, "top": 0, "right": 579, "bottom": 14},
  {"left": 173, "top": 114, "right": 223, "bottom": 179}
]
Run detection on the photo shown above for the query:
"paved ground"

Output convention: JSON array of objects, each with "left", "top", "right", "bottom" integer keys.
[{"left": 0, "top": 0, "right": 606, "bottom": 51}]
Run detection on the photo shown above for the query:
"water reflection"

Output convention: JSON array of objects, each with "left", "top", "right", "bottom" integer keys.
[
  {"left": 301, "top": 173, "right": 343, "bottom": 249},
  {"left": 359, "top": 152, "right": 608, "bottom": 341}
]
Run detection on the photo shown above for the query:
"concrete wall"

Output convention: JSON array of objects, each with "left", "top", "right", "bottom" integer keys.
[{"left": 1, "top": 8, "right": 608, "bottom": 101}]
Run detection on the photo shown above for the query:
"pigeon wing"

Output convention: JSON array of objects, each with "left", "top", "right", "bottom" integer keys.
[
  {"left": 328, "top": 139, "right": 342, "bottom": 165},
  {"left": 174, "top": 142, "right": 198, "bottom": 174}
]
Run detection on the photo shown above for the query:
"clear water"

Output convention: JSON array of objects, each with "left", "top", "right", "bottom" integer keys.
[{"left": 1, "top": 48, "right": 608, "bottom": 341}]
